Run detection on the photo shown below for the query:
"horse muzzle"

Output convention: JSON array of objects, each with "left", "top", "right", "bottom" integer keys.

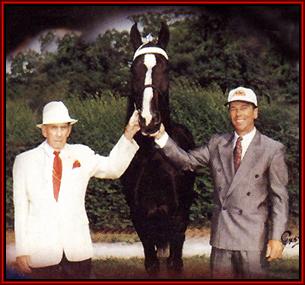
[{"left": 139, "top": 112, "right": 161, "bottom": 136}]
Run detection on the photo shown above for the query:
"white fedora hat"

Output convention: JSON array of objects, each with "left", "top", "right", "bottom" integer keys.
[
  {"left": 226, "top": 86, "right": 258, "bottom": 107},
  {"left": 36, "top": 101, "right": 78, "bottom": 128}
]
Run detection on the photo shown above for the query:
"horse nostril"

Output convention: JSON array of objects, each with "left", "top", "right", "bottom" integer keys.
[{"left": 139, "top": 115, "right": 145, "bottom": 125}]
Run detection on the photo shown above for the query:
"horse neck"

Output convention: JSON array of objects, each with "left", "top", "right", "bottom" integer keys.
[
  {"left": 159, "top": 91, "right": 172, "bottom": 132},
  {"left": 160, "top": 108, "right": 172, "bottom": 132}
]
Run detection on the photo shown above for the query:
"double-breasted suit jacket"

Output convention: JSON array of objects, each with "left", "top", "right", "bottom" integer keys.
[
  {"left": 160, "top": 130, "right": 288, "bottom": 251},
  {"left": 13, "top": 135, "right": 139, "bottom": 268}
]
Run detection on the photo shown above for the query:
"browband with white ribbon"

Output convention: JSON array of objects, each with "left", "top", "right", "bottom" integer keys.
[{"left": 133, "top": 46, "right": 169, "bottom": 61}]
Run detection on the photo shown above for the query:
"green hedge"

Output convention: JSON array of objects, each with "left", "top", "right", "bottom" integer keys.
[{"left": 6, "top": 80, "right": 299, "bottom": 230}]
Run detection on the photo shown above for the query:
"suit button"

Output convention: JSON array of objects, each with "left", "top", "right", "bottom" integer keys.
[
  {"left": 247, "top": 192, "right": 251, "bottom": 196},
  {"left": 219, "top": 187, "right": 222, "bottom": 191},
  {"left": 255, "top": 174, "right": 259, "bottom": 178},
  {"left": 239, "top": 209, "right": 243, "bottom": 215},
  {"left": 222, "top": 206, "right": 227, "bottom": 211}
]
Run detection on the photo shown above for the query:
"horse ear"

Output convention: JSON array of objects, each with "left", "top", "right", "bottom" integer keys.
[
  {"left": 130, "top": 23, "right": 143, "bottom": 51},
  {"left": 157, "top": 22, "right": 169, "bottom": 50}
]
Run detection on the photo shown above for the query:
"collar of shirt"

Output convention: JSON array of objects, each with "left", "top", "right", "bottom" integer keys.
[
  {"left": 233, "top": 127, "right": 256, "bottom": 159},
  {"left": 42, "top": 140, "right": 69, "bottom": 159}
]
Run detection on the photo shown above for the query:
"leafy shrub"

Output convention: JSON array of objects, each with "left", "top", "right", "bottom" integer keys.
[
  {"left": 6, "top": 79, "right": 299, "bottom": 230},
  {"left": 66, "top": 96, "right": 132, "bottom": 230}
]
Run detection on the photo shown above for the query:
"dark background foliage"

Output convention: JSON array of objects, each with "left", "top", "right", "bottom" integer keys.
[{"left": 6, "top": 7, "right": 299, "bottom": 230}]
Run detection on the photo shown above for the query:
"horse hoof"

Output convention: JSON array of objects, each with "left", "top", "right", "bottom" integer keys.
[
  {"left": 167, "top": 258, "right": 183, "bottom": 273},
  {"left": 145, "top": 260, "right": 160, "bottom": 276}
]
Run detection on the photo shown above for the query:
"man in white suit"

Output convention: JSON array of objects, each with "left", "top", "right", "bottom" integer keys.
[
  {"left": 13, "top": 101, "right": 140, "bottom": 279},
  {"left": 151, "top": 87, "right": 289, "bottom": 278}
]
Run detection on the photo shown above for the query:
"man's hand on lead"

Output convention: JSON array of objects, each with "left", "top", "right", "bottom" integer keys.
[
  {"left": 149, "top": 123, "right": 165, "bottom": 139},
  {"left": 266, "top": 239, "right": 284, "bottom": 261}
]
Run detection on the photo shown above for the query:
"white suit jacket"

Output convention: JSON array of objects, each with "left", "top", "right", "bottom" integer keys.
[{"left": 13, "top": 135, "right": 139, "bottom": 268}]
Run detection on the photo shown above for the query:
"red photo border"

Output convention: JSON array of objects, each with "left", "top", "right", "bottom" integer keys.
[{"left": 1, "top": 1, "right": 303, "bottom": 284}]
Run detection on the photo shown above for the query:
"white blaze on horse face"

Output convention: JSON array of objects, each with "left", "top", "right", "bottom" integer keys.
[{"left": 142, "top": 54, "right": 156, "bottom": 125}]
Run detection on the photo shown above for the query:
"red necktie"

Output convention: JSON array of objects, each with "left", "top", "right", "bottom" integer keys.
[
  {"left": 53, "top": 151, "right": 62, "bottom": 201},
  {"left": 233, "top": 136, "right": 243, "bottom": 172}
]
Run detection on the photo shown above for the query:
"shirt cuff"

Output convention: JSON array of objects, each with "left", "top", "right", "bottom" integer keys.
[
  {"left": 155, "top": 132, "right": 169, "bottom": 148},
  {"left": 121, "top": 134, "right": 139, "bottom": 150}
]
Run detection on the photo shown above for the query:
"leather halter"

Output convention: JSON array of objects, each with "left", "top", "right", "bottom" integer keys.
[
  {"left": 132, "top": 45, "right": 168, "bottom": 111},
  {"left": 133, "top": 45, "right": 169, "bottom": 61}
]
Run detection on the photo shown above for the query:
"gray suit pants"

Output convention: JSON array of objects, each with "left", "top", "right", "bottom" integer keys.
[{"left": 210, "top": 247, "right": 268, "bottom": 279}]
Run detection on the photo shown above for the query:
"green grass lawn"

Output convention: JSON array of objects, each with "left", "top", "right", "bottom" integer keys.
[
  {"left": 91, "top": 256, "right": 300, "bottom": 280},
  {"left": 5, "top": 256, "right": 299, "bottom": 280},
  {"left": 6, "top": 229, "right": 300, "bottom": 280}
]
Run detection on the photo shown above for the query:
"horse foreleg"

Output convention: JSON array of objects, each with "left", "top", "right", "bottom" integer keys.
[
  {"left": 167, "top": 232, "right": 185, "bottom": 274},
  {"left": 142, "top": 239, "right": 160, "bottom": 275},
  {"left": 132, "top": 218, "right": 160, "bottom": 275}
]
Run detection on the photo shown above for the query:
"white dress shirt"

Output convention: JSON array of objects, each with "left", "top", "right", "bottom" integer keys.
[
  {"left": 155, "top": 132, "right": 169, "bottom": 148},
  {"left": 233, "top": 127, "right": 256, "bottom": 160}
]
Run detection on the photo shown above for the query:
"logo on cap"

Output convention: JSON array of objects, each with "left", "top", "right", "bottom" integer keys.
[
  {"left": 226, "top": 86, "right": 258, "bottom": 107},
  {"left": 233, "top": 90, "right": 246, "bottom": 96}
]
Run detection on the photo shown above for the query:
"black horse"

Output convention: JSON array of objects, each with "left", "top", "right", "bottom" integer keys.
[{"left": 121, "top": 23, "right": 196, "bottom": 275}]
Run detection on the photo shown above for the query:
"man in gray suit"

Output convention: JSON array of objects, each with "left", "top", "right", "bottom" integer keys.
[{"left": 151, "top": 86, "right": 289, "bottom": 278}]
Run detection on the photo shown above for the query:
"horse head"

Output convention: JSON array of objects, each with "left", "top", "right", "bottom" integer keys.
[{"left": 130, "top": 22, "right": 170, "bottom": 136}]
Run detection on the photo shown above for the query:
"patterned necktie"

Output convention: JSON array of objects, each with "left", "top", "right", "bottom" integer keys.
[
  {"left": 233, "top": 136, "right": 243, "bottom": 172},
  {"left": 53, "top": 151, "right": 62, "bottom": 201}
]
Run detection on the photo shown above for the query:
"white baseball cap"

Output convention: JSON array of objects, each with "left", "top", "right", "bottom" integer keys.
[
  {"left": 226, "top": 86, "right": 258, "bottom": 107},
  {"left": 36, "top": 101, "right": 78, "bottom": 128}
]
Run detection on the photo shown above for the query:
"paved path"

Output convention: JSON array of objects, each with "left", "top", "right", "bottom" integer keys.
[
  {"left": 92, "top": 237, "right": 212, "bottom": 260},
  {"left": 6, "top": 236, "right": 299, "bottom": 264}
]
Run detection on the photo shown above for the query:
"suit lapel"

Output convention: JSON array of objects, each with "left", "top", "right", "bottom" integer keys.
[
  {"left": 225, "top": 130, "right": 263, "bottom": 198},
  {"left": 38, "top": 143, "right": 53, "bottom": 183},
  {"left": 60, "top": 144, "right": 77, "bottom": 173},
  {"left": 31, "top": 143, "right": 54, "bottom": 200},
  {"left": 218, "top": 133, "right": 235, "bottom": 186},
  {"left": 59, "top": 145, "right": 79, "bottom": 198}
]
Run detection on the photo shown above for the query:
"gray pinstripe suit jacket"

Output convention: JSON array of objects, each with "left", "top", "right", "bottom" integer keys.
[{"left": 161, "top": 130, "right": 289, "bottom": 251}]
